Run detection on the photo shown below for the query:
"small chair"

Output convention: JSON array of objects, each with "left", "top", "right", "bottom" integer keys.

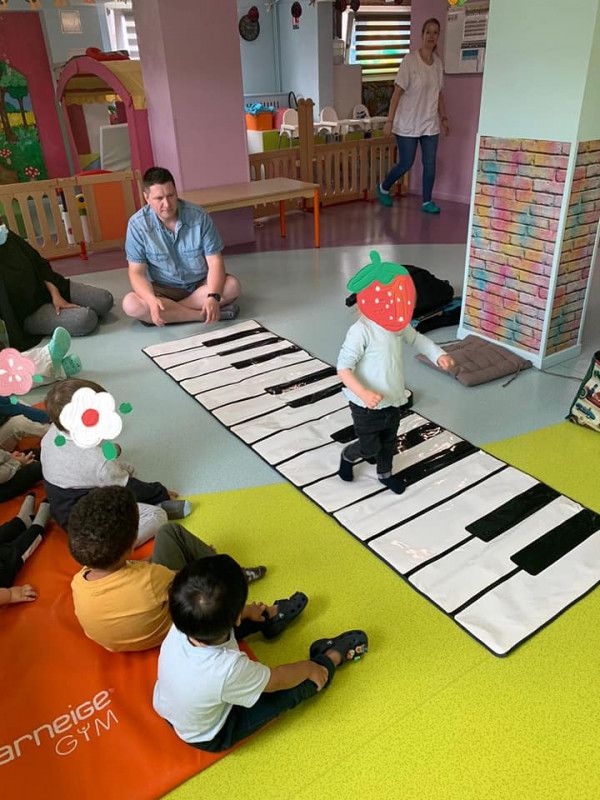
[
  {"left": 316, "top": 106, "right": 365, "bottom": 137},
  {"left": 279, "top": 108, "right": 299, "bottom": 142},
  {"left": 352, "top": 104, "right": 388, "bottom": 131}
]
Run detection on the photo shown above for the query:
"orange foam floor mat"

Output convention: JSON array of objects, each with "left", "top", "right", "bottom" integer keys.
[{"left": 0, "top": 488, "right": 233, "bottom": 799}]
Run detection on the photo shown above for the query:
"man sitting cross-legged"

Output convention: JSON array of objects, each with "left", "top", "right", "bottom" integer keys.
[{"left": 122, "top": 166, "right": 241, "bottom": 327}]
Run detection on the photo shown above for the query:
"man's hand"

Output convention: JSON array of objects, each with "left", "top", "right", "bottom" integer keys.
[
  {"left": 204, "top": 296, "right": 220, "bottom": 324},
  {"left": 307, "top": 662, "right": 329, "bottom": 691},
  {"left": 10, "top": 584, "right": 38, "bottom": 603},
  {"left": 52, "top": 295, "right": 79, "bottom": 316},
  {"left": 437, "top": 354, "right": 456, "bottom": 371},
  {"left": 11, "top": 451, "right": 36, "bottom": 466},
  {"left": 149, "top": 296, "right": 166, "bottom": 326},
  {"left": 360, "top": 390, "right": 383, "bottom": 409}
]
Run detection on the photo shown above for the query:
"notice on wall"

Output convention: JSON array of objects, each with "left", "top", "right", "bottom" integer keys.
[{"left": 444, "top": 1, "right": 489, "bottom": 74}]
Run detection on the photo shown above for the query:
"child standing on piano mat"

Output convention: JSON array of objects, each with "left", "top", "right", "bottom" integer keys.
[{"left": 337, "top": 251, "right": 455, "bottom": 494}]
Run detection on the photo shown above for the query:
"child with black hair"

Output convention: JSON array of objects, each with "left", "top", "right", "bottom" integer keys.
[
  {"left": 41, "top": 378, "right": 190, "bottom": 545},
  {"left": 153, "top": 554, "right": 368, "bottom": 752},
  {"left": 0, "top": 494, "right": 51, "bottom": 606},
  {"left": 68, "top": 486, "right": 266, "bottom": 652}
]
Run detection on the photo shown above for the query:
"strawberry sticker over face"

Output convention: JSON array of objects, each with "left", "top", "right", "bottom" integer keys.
[{"left": 347, "top": 250, "right": 416, "bottom": 332}]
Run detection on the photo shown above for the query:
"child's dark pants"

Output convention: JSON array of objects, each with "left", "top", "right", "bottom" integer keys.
[{"left": 342, "top": 402, "right": 402, "bottom": 475}]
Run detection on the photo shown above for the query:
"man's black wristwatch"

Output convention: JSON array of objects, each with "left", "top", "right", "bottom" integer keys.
[{"left": 207, "top": 292, "right": 221, "bottom": 302}]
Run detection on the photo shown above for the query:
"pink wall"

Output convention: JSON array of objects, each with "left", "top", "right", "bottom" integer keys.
[
  {"left": 0, "top": 12, "right": 70, "bottom": 178},
  {"left": 408, "top": 0, "right": 482, "bottom": 205},
  {"left": 134, "top": 0, "right": 253, "bottom": 245}
]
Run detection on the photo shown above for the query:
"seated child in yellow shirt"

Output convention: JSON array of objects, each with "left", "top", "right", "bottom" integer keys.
[{"left": 69, "top": 486, "right": 267, "bottom": 652}]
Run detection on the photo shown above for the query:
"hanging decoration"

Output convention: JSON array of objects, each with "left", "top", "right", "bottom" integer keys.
[
  {"left": 448, "top": 0, "right": 468, "bottom": 6},
  {"left": 291, "top": 1, "right": 302, "bottom": 29},
  {"left": 23, "top": 0, "right": 42, "bottom": 9},
  {"left": 239, "top": 6, "right": 260, "bottom": 41},
  {"left": 54, "top": 0, "right": 70, "bottom": 8}
]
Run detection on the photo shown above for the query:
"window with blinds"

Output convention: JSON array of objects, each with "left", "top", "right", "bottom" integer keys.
[{"left": 349, "top": 5, "right": 412, "bottom": 83}]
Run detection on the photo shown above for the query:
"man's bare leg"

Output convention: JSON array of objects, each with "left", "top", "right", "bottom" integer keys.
[
  {"left": 122, "top": 293, "right": 207, "bottom": 324},
  {"left": 178, "top": 274, "right": 241, "bottom": 311}
]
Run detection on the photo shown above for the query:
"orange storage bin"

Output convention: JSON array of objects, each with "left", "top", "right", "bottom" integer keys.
[{"left": 245, "top": 111, "right": 274, "bottom": 131}]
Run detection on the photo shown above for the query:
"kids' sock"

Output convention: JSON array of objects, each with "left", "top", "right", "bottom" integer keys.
[
  {"left": 32, "top": 499, "right": 51, "bottom": 529},
  {"left": 160, "top": 499, "right": 192, "bottom": 519},
  {"left": 378, "top": 475, "right": 406, "bottom": 495},
  {"left": 47, "top": 327, "right": 72, "bottom": 371},
  {"left": 17, "top": 494, "right": 36, "bottom": 527},
  {"left": 62, "top": 353, "right": 82, "bottom": 377},
  {"left": 219, "top": 303, "right": 240, "bottom": 321},
  {"left": 338, "top": 455, "right": 355, "bottom": 482}
]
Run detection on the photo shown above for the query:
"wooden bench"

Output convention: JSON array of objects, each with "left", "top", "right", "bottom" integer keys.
[{"left": 180, "top": 177, "right": 321, "bottom": 248}]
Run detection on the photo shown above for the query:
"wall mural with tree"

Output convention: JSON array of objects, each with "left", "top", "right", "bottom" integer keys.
[{"left": 0, "top": 61, "right": 47, "bottom": 184}]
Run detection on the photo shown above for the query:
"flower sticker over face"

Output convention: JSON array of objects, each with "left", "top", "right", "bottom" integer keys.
[
  {"left": 0, "top": 349, "right": 38, "bottom": 397},
  {"left": 59, "top": 387, "right": 123, "bottom": 448}
]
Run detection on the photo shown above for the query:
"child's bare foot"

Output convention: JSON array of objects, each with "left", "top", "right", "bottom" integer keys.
[{"left": 168, "top": 490, "right": 179, "bottom": 500}]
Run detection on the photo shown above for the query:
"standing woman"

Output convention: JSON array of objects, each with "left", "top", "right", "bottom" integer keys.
[{"left": 377, "top": 17, "right": 449, "bottom": 214}]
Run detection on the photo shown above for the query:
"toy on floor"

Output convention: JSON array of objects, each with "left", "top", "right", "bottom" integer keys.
[
  {"left": 568, "top": 350, "right": 600, "bottom": 431},
  {"left": 336, "top": 251, "right": 455, "bottom": 493}
]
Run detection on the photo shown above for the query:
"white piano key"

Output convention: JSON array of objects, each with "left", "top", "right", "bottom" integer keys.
[
  {"left": 409, "top": 497, "right": 582, "bottom": 611},
  {"left": 180, "top": 351, "right": 312, "bottom": 395},
  {"left": 169, "top": 340, "right": 306, "bottom": 382},
  {"left": 153, "top": 331, "right": 277, "bottom": 370},
  {"left": 143, "top": 319, "right": 260, "bottom": 357},
  {"left": 335, "top": 451, "right": 504, "bottom": 539},
  {"left": 278, "top": 441, "right": 345, "bottom": 486},
  {"left": 369, "top": 467, "right": 537, "bottom": 574},
  {"left": 456, "top": 526, "right": 600, "bottom": 655},
  {"left": 198, "top": 360, "right": 332, "bottom": 410},
  {"left": 306, "top": 430, "right": 464, "bottom": 515},
  {"left": 232, "top": 393, "right": 348, "bottom": 444},
  {"left": 254, "top": 407, "right": 352, "bottom": 463}
]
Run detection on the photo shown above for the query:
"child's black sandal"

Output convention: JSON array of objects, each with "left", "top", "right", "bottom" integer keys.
[{"left": 262, "top": 592, "right": 308, "bottom": 639}]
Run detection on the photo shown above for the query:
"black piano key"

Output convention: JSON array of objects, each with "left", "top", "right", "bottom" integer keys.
[
  {"left": 330, "top": 425, "right": 356, "bottom": 443},
  {"left": 287, "top": 383, "right": 343, "bottom": 408},
  {"left": 466, "top": 483, "right": 561, "bottom": 542},
  {"left": 397, "top": 422, "right": 443, "bottom": 450},
  {"left": 201, "top": 326, "right": 267, "bottom": 347},
  {"left": 511, "top": 509, "right": 600, "bottom": 576},
  {"left": 231, "top": 345, "right": 301, "bottom": 369},
  {"left": 398, "top": 441, "right": 478, "bottom": 487},
  {"left": 218, "top": 336, "right": 281, "bottom": 356},
  {"left": 265, "top": 366, "right": 337, "bottom": 395}
]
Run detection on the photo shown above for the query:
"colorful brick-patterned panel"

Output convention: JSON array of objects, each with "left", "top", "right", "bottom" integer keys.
[
  {"left": 545, "top": 140, "right": 600, "bottom": 356},
  {"left": 464, "top": 137, "right": 570, "bottom": 353}
]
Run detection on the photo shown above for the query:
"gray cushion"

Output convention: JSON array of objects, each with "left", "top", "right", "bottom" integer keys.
[{"left": 416, "top": 334, "right": 532, "bottom": 387}]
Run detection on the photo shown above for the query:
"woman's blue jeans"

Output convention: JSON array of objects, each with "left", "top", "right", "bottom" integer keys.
[{"left": 382, "top": 134, "right": 439, "bottom": 203}]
